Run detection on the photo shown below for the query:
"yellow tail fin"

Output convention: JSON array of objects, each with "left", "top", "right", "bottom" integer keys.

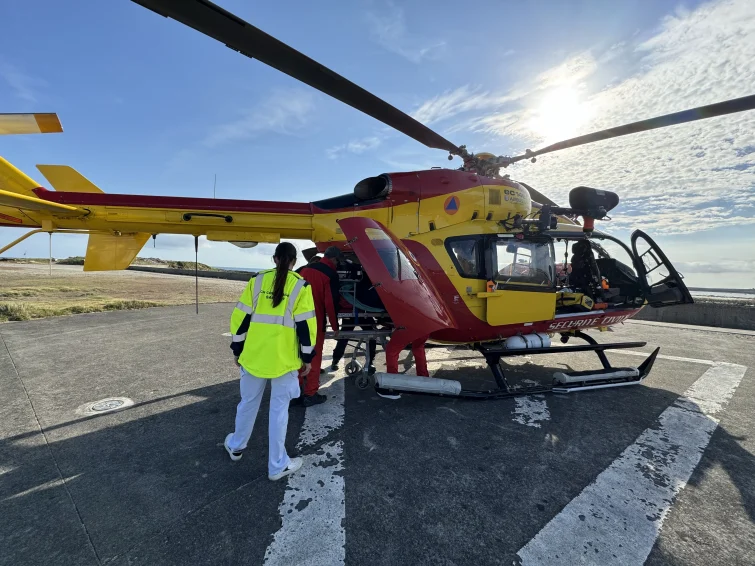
[
  {"left": 0, "top": 156, "right": 40, "bottom": 197},
  {"left": 84, "top": 233, "right": 151, "bottom": 271},
  {"left": 36, "top": 165, "right": 104, "bottom": 193}
]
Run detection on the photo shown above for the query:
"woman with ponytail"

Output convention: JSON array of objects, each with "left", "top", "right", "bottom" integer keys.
[{"left": 224, "top": 242, "right": 318, "bottom": 481}]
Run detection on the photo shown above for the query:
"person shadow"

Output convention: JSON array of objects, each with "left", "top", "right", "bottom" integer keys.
[{"left": 0, "top": 379, "right": 308, "bottom": 566}]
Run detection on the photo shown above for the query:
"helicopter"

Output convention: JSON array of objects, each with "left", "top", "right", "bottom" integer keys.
[{"left": 2, "top": 0, "right": 755, "bottom": 399}]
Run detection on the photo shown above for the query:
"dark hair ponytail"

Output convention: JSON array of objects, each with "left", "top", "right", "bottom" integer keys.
[{"left": 272, "top": 242, "right": 297, "bottom": 307}]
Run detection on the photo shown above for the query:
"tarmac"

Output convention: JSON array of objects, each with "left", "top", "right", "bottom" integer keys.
[{"left": 1, "top": 304, "right": 753, "bottom": 566}]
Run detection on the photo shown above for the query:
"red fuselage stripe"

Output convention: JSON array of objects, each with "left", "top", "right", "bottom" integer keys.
[{"left": 33, "top": 188, "right": 313, "bottom": 215}]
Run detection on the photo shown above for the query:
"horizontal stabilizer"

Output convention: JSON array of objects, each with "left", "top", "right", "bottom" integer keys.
[
  {"left": 0, "top": 113, "right": 63, "bottom": 135},
  {"left": 0, "top": 187, "right": 85, "bottom": 215},
  {"left": 0, "top": 156, "right": 41, "bottom": 197},
  {"left": 84, "top": 233, "right": 151, "bottom": 271},
  {"left": 37, "top": 165, "right": 104, "bottom": 193}
]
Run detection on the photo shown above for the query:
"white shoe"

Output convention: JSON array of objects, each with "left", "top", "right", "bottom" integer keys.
[
  {"left": 269, "top": 457, "right": 303, "bottom": 481},
  {"left": 224, "top": 433, "right": 243, "bottom": 462}
]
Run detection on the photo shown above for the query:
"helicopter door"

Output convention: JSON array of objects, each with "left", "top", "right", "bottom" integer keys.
[
  {"left": 337, "top": 217, "right": 456, "bottom": 340},
  {"left": 631, "top": 230, "right": 693, "bottom": 307}
]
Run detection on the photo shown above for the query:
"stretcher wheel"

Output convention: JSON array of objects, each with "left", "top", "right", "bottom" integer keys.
[
  {"left": 345, "top": 360, "right": 363, "bottom": 377},
  {"left": 356, "top": 373, "right": 371, "bottom": 389}
]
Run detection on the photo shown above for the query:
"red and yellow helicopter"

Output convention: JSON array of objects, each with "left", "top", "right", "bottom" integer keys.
[{"left": 2, "top": 0, "right": 755, "bottom": 399}]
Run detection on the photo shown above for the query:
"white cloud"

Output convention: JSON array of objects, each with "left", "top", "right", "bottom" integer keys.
[
  {"left": 0, "top": 60, "right": 46, "bottom": 103},
  {"left": 534, "top": 52, "right": 598, "bottom": 91},
  {"left": 366, "top": 2, "right": 445, "bottom": 63},
  {"left": 324, "top": 85, "right": 515, "bottom": 160},
  {"left": 204, "top": 89, "right": 315, "bottom": 147},
  {"left": 676, "top": 259, "right": 755, "bottom": 273},
  {"left": 440, "top": 0, "right": 755, "bottom": 235},
  {"left": 327, "top": 136, "right": 382, "bottom": 159},
  {"left": 411, "top": 85, "right": 517, "bottom": 126}
]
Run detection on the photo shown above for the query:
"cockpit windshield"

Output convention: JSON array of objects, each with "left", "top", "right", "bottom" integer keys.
[{"left": 494, "top": 240, "right": 554, "bottom": 286}]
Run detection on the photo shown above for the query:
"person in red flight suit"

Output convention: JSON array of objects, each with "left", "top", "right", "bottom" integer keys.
[
  {"left": 295, "top": 247, "right": 341, "bottom": 406},
  {"left": 382, "top": 331, "right": 430, "bottom": 399}
]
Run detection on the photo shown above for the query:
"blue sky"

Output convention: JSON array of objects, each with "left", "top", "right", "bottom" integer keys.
[{"left": 1, "top": 0, "right": 753, "bottom": 286}]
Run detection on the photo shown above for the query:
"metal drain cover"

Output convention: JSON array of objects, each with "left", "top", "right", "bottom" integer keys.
[
  {"left": 76, "top": 397, "right": 134, "bottom": 416},
  {"left": 92, "top": 399, "right": 124, "bottom": 412}
]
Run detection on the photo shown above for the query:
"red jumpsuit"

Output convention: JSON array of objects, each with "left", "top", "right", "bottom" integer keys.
[
  {"left": 297, "top": 258, "right": 340, "bottom": 396},
  {"left": 385, "top": 330, "right": 429, "bottom": 377}
]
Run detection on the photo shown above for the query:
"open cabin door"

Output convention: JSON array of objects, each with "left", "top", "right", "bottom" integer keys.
[
  {"left": 631, "top": 230, "right": 693, "bottom": 308},
  {"left": 337, "top": 217, "right": 455, "bottom": 341}
]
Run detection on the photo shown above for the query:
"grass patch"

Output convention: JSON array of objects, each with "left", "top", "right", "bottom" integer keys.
[
  {"left": 0, "top": 258, "right": 50, "bottom": 264},
  {"left": 0, "top": 290, "right": 38, "bottom": 298},
  {"left": 0, "top": 263, "right": 244, "bottom": 322},
  {"left": 55, "top": 256, "right": 85, "bottom": 265},
  {"left": 132, "top": 257, "right": 217, "bottom": 270},
  {"left": 0, "top": 286, "right": 94, "bottom": 298},
  {"left": 0, "top": 300, "right": 162, "bottom": 322},
  {"left": 102, "top": 300, "right": 160, "bottom": 311},
  {"left": 0, "top": 303, "right": 34, "bottom": 321}
]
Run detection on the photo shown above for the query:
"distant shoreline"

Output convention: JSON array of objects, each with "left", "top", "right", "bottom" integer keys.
[
  {"left": 687, "top": 287, "right": 755, "bottom": 294},
  {"left": 2, "top": 257, "right": 753, "bottom": 294}
]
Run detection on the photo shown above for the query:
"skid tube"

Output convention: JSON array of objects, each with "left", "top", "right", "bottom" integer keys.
[{"left": 373, "top": 331, "right": 660, "bottom": 400}]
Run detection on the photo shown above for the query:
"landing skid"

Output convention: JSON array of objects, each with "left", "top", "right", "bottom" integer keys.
[{"left": 374, "top": 331, "right": 660, "bottom": 400}]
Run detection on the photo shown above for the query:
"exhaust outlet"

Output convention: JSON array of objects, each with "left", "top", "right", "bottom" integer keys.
[{"left": 375, "top": 373, "right": 462, "bottom": 396}]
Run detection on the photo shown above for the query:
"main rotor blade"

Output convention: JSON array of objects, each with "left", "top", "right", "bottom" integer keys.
[
  {"left": 516, "top": 182, "right": 559, "bottom": 208},
  {"left": 132, "top": 0, "right": 460, "bottom": 154},
  {"left": 0, "top": 113, "right": 62, "bottom": 135},
  {"left": 506, "top": 94, "right": 755, "bottom": 165}
]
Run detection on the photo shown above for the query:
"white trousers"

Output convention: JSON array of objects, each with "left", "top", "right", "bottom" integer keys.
[{"left": 227, "top": 367, "right": 300, "bottom": 476}]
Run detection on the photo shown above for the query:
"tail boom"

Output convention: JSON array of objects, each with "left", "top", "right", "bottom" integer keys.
[{"left": 31, "top": 188, "right": 315, "bottom": 240}]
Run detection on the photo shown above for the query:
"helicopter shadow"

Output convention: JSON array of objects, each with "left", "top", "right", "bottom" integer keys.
[
  {"left": 343, "top": 358, "right": 755, "bottom": 566},
  {"left": 0, "top": 356, "right": 752, "bottom": 566}
]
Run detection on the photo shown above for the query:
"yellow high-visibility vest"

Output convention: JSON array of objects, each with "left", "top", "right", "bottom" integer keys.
[{"left": 230, "top": 269, "right": 317, "bottom": 378}]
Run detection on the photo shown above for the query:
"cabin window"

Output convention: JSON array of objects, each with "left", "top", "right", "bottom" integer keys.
[
  {"left": 494, "top": 240, "right": 554, "bottom": 287},
  {"left": 446, "top": 237, "right": 482, "bottom": 278},
  {"left": 364, "top": 228, "right": 418, "bottom": 281}
]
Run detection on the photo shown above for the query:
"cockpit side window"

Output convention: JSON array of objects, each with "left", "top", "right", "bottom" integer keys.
[
  {"left": 364, "top": 228, "right": 418, "bottom": 281},
  {"left": 445, "top": 237, "right": 483, "bottom": 278}
]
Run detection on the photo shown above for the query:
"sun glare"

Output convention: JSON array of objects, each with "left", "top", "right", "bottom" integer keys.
[{"left": 528, "top": 86, "right": 592, "bottom": 144}]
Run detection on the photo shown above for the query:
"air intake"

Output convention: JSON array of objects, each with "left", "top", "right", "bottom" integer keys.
[{"left": 354, "top": 174, "right": 392, "bottom": 201}]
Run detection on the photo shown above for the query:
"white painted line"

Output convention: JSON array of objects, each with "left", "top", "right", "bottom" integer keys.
[
  {"left": 626, "top": 319, "right": 755, "bottom": 336},
  {"left": 264, "top": 440, "right": 345, "bottom": 566},
  {"left": 297, "top": 374, "right": 345, "bottom": 448},
  {"left": 611, "top": 350, "right": 717, "bottom": 366},
  {"left": 513, "top": 395, "right": 550, "bottom": 428},
  {"left": 517, "top": 362, "right": 748, "bottom": 566},
  {"left": 264, "top": 344, "right": 346, "bottom": 566}
]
